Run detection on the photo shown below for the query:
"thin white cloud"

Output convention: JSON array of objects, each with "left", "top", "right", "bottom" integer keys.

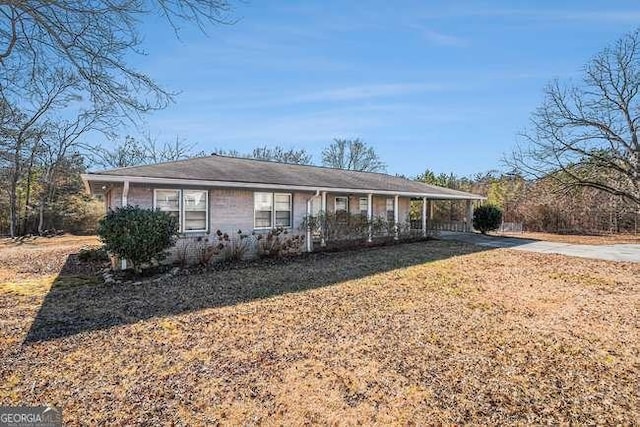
[
  {"left": 428, "top": 8, "right": 640, "bottom": 24},
  {"left": 177, "top": 82, "right": 450, "bottom": 110},
  {"left": 291, "top": 83, "right": 447, "bottom": 103},
  {"left": 422, "top": 29, "right": 468, "bottom": 47}
]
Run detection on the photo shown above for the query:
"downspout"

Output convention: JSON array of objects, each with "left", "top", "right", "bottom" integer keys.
[
  {"left": 320, "top": 191, "right": 327, "bottom": 247},
  {"left": 305, "top": 190, "right": 320, "bottom": 252},
  {"left": 393, "top": 194, "right": 399, "bottom": 240},
  {"left": 422, "top": 196, "right": 427, "bottom": 238},
  {"left": 122, "top": 180, "right": 130, "bottom": 207}
]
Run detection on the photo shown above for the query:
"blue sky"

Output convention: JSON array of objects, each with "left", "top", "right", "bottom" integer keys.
[{"left": 124, "top": 0, "right": 640, "bottom": 177}]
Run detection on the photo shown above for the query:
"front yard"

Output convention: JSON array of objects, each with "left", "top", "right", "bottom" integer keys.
[{"left": 0, "top": 237, "right": 638, "bottom": 424}]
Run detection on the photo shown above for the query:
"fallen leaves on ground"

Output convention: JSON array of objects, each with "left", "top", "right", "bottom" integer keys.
[{"left": 0, "top": 238, "right": 638, "bottom": 425}]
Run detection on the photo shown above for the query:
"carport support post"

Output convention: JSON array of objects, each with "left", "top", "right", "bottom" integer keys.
[
  {"left": 422, "top": 197, "right": 427, "bottom": 237},
  {"left": 305, "top": 195, "right": 313, "bottom": 252},
  {"left": 367, "top": 193, "right": 373, "bottom": 242},
  {"left": 320, "top": 191, "right": 327, "bottom": 247},
  {"left": 121, "top": 180, "right": 130, "bottom": 270},
  {"left": 394, "top": 194, "right": 399, "bottom": 240},
  {"left": 466, "top": 199, "right": 474, "bottom": 232}
]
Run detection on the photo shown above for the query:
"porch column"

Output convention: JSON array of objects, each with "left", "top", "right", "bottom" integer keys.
[
  {"left": 121, "top": 180, "right": 130, "bottom": 270},
  {"left": 422, "top": 197, "right": 427, "bottom": 237},
  {"left": 320, "top": 191, "right": 327, "bottom": 247},
  {"left": 466, "top": 199, "right": 474, "bottom": 232},
  {"left": 367, "top": 193, "right": 373, "bottom": 242},
  {"left": 394, "top": 194, "right": 399, "bottom": 240},
  {"left": 305, "top": 195, "right": 313, "bottom": 252}
]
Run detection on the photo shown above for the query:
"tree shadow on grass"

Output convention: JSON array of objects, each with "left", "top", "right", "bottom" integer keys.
[{"left": 24, "top": 240, "right": 490, "bottom": 343}]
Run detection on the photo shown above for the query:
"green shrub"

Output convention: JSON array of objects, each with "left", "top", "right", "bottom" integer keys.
[
  {"left": 97, "top": 206, "right": 179, "bottom": 272},
  {"left": 473, "top": 204, "right": 503, "bottom": 234}
]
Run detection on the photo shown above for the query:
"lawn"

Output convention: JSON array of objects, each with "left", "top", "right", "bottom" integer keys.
[{"left": 0, "top": 237, "right": 638, "bottom": 425}]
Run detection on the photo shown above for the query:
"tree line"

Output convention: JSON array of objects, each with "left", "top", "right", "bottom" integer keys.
[
  {"left": 416, "top": 169, "right": 638, "bottom": 234},
  {"left": 3, "top": 131, "right": 636, "bottom": 236},
  {"left": 0, "top": 134, "right": 388, "bottom": 236}
]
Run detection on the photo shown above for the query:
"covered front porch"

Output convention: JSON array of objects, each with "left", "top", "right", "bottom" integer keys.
[{"left": 304, "top": 191, "right": 484, "bottom": 251}]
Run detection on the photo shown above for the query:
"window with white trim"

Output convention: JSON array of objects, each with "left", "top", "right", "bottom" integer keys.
[
  {"left": 155, "top": 189, "right": 180, "bottom": 220},
  {"left": 183, "top": 190, "right": 208, "bottom": 231},
  {"left": 359, "top": 197, "right": 368, "bottom": 217},
  {"left": 275, "top": 193, "right": 292, "bottom": 227},
  {"left": 335, "top": 196, "right": 349, "bottom": 223},
  {"left": 154, "top": 189, "right": 208, "bottom": 233},
  {"left": 335, "top": 196, "right": 348, "bottom": 213},
  {"left": 254, "top": 192, "right": 292, "bottom": 229},
  {"left": 386, "top": 197, "right": 395, "bottom": 222}
]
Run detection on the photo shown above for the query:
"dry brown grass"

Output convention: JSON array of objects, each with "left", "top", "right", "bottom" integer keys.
[
  {"left": 494, "top": 231, "right": 640, "bottom": 245},
  {"left": 0, "top": 235, "right": 99, "bottom": 282},
  {"left": 0, "top": 240, "right": 638, "bottom": 425}
]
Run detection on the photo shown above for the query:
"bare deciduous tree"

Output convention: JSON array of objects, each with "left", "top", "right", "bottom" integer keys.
[
  {"left": 509, "top": 28, "right": 640, "bottom": 205},
  {"left": 321, "top": 138, "right": 386, "bottom": 172},
  {"left": 212, "top": 145, "right": 314, "bottom": 164},
  {"left": 0, "top": 69, "right": 81, "bottom": 236},
  {"left": 36, "top": 109, "right": 105, "bottom": 233},
  {"left": 0, "top": 1, "right": 233, "bottom": 116},
  {"left": 93, "top": 134, "right": 196, "bottom": 168},
  {"left": 249, "top": 146, "right": 313, "bottom": 164}
]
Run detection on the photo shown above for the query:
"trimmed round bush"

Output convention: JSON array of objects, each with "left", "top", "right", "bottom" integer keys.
[
  {"left": 473, "top": 204, "right": 503, "bottom": 234},
  {"left": 97, "top": 206, "right": 179, "bottom": 272}
]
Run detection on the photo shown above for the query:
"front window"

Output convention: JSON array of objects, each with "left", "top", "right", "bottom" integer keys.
[
  {"left": 254, "top": 192, "right": 273, "bottom": 228},
  {"left": 155, "top": 189, "right": 181, "bottom": 220},
  {"left": 386, "top": 197, "right": 395, "bottom": 222},
  {"left": 335, "top": 196, "right": 348, "bottom": 213},
  {"left": 359, "top": 197, "right": 368, "bottom": 217},
  {"left": 275, "top": 193, "right": 292, "bottom": 227},
  {"left": 335, "top": 196, "right": 349, "bottom": 223},
  {"left": 254, "top": 192, "right": 292, "bottom": 229},
  {"left": 183, "top": 190, "right": 208, "bottom": 231},
  {"left": 154, "top": 189, "right": 208, "bottom": 233}
]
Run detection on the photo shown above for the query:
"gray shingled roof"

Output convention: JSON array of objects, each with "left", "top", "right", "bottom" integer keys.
[{"left": 86, "top": 155, "right": 483, "bottom": 199}]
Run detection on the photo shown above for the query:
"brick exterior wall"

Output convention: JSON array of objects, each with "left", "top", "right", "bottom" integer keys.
[
  {"left": 104, "top": 184, "right": 319, "bottom": 234},
  {"left": 210, "top": 188, "right": 254, "bottom": 233},
  {"left": 103, "top": 184, "right": 414, "bottom": 266},
  {"left": 104, "top": 184, "right": 316, "bottom": 265}
]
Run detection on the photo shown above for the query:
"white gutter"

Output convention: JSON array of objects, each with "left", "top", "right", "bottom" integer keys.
[{"left": 81, "top": 173, "right": 486, "bottom": 200}]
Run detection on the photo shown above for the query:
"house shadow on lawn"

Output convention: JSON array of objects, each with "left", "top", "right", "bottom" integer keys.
[{"left": 25, "top": 240, "right": 490, "bottom": 343}]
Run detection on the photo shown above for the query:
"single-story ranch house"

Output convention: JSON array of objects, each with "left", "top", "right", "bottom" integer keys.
[{"left": 82, "top": 155, "right": 484, "bottom": 257}]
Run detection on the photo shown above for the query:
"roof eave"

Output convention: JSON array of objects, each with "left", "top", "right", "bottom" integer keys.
[{"left": 81, "top": 173, "right": 486, "bottom": 200}]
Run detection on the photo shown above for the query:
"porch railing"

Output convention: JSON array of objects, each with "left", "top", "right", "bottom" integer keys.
[{"left": 498, "top": 222, "right": 524, "bottom": 233}]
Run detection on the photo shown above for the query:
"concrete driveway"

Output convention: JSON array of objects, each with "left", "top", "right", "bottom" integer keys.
[{"left": 437, "top": 231, "right": 640, "bottom": 263}]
